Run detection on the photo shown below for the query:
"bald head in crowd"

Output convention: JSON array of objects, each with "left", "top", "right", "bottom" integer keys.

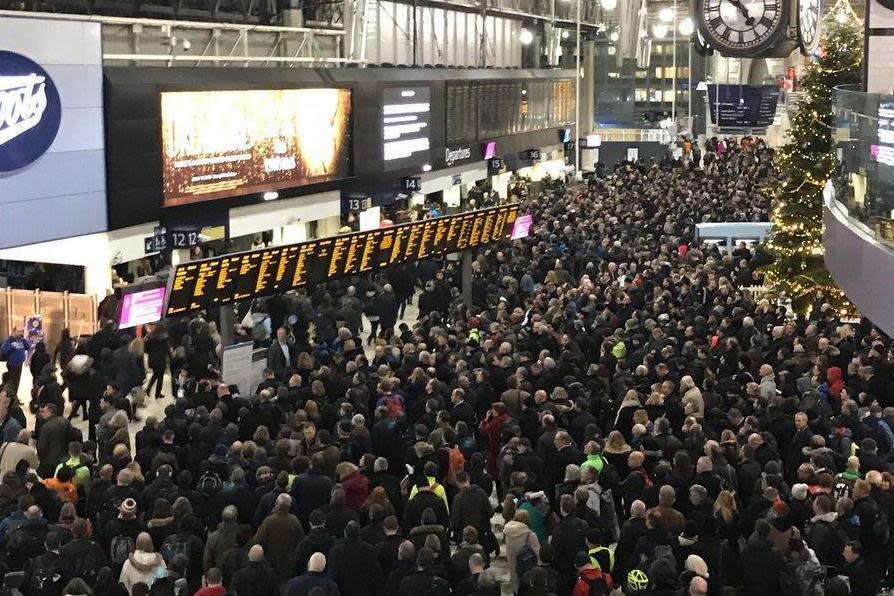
[{"left": 308, "top": 552, "right": 326, "bottom": 572}]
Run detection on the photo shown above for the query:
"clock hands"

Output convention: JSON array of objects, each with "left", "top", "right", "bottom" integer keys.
[{"left": 728, "top": 0, "right": 756, "bottom": 26}]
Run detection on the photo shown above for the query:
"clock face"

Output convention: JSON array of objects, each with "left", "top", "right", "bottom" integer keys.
[
  {"left": 701, "top": 0, "right": 783, "bottom": 52},
  {"left": 798, "top": 0, "right": 821, "bottom": 50}
]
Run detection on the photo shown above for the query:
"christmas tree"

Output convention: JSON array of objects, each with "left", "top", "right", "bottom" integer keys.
[{"left": 762, "top": 0, "right": 863, "bottom": 314}]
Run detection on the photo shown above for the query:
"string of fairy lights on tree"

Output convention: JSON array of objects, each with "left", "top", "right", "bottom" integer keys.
[{"left": 761, "top": 0, "right": 863, "bottom": 314}]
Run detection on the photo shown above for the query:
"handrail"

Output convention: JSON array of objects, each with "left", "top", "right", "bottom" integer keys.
[{"left": 0, "top": 8, "right": 346, "bottom": 36}]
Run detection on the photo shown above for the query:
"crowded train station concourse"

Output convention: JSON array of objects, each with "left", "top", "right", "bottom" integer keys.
[{"left": 0, "top": 0, "right": 892, "bottom": 595}]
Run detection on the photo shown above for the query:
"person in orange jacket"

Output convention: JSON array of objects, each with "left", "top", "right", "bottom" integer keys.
[{"left": 43, "top": 465, "right": 78, "bottom": 504}]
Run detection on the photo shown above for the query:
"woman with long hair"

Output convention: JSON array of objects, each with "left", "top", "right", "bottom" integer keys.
[
  {"left": 53, "top": 328, "right": 77, "bottom": 369},
  {"left": 119, "top": 532, "right": 167, "bottom": 594},
  {"left": 362, "top": 485, "right": 396, "bottom": 522},
  {"left": 713, "top": 489, "right": 740, "bottom": 544},
  {"left": 603, "top": 430, "right": 633, "bottom": 478}
]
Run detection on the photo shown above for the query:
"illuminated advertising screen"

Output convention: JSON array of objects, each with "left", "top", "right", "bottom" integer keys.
[
  {"left": 511, "top": 214, "right": 533, "bottom": 239},
  {"left": 118, "top": 286, "right": 166, "bottom": 328},
  {"left": 382, "top": 87, "right": 431, "bottom": 171},
  {"left": 160, "top": 88, "right": 352, "bottom": 207},
  {"left": 165, "top": 204, "right": 519, "bottom": 315}
]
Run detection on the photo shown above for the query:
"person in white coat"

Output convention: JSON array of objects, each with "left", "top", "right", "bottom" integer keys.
[{"left": 119, "top": 532, "right": 167, "bottom": 594}]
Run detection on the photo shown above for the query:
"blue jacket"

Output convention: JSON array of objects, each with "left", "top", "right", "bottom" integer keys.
[{"left": 0, "top": 337, "right": 30, "bottom": 368}]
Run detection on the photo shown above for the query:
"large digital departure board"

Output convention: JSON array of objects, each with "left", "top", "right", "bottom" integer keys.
[
  {"left": 165, "top": 204, "right": 520, "bottom": 315},
  {"left": 707, "top": 84, "right": 780, "bottom": 130}
]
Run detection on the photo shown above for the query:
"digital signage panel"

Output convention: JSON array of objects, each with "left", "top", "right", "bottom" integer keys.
[
  {"left": 382, "top": 86, "right": 431, "bottom": 171},
  {"left": 165, "top": 204, "right": 519, "bottom": 315},
  {"left": 160, "top": 88, "right": 352, "bottom": 207},
  {"left": 118, "top": 285, "right": 166, "bottom": 329},
  {"left": 707, "top": 84, "right": 780, "bottom": 130}
]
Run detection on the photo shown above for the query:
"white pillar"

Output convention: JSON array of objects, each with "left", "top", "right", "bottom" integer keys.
[
  {"left": 84, "top": 262, "right": 114, "bottom": 302},
  {"left": 281, "top": 222, "right": 308, "bottom": 245}
]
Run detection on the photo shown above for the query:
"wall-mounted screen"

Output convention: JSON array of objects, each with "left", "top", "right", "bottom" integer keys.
[
  {"left": 706, "top": 84, "right": 779, "bottom": 130},
  {"left": 165, "top": 204, "right": 519, "bottom": 315},
  {"left": 484, "top": 141, "right": 497, "bottom": 160},
  {"left": 160, "top": 88, "right": 352, "bottom": 207},
  {"left": 447, "top": 79, "right": 574, "bottom": 143},
  {"left": 382, "top": 87, "right": 431, "bottom": 171}
]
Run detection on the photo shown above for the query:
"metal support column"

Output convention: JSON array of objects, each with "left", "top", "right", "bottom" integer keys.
[
  {"left": 220, "top": 304, "right": 235, "bottom": 347},
  {"left": 574, "top": 0, "right": 581, "bottom": 174}
]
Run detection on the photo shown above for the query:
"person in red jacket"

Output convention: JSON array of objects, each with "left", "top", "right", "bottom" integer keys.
[
  {"left": 571, "top": 551, "right": 614, "bottom": 596},
  {"left": 479, "top": 402, "right": 509, "bottom": 477},
  {"left": 337, "top": 461, "right": 370, "bottom": 511},
  {"left": 195, "top": 568, "right": 226, "bottom": 596}
]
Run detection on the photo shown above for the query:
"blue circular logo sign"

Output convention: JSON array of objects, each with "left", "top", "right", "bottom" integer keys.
[{"left": 0, "top": 51, "right": 62, "bottom": 174}]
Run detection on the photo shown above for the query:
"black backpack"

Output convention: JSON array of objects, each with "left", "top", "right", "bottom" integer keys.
[
  {"left": 109, "top": 534, "right": 135, "bottom": 566},
  {"left": 27, "top": 553, "right": 64, "bottom": 596},
  {"left": 160, "top": 533, "right": 192, "bottom": 566},
  {"left": 197, "top": 471, "right": 222, "bottom": 496},
  {"left": 515, "top": 535, "right": 538, "bottom": 579},
  {"left": 873, "top": 507, "right": 891, "bottom": 545},
  {"left": 67, "top": 542, "right": 107, "bottom": 586}
]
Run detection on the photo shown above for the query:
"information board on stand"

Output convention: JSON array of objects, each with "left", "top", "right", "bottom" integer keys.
[
  {"left": 221, "top": 342, "right": 267, "bottom": 397},
  {"left": 165, "top": 204, "right": 520, "bottom": 315}
]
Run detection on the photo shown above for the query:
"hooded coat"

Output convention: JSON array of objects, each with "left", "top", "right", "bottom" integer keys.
[{"left": 119, "top": 549, "right": 167, "bottom": 594}]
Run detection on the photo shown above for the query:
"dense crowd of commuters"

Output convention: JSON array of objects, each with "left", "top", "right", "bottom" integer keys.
[{"left": 1, "top": 136, "right": 893, "bottom": 596}]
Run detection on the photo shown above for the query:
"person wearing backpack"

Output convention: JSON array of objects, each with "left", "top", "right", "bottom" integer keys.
[
  {"left": 53, "top": 442, "right": 93, "bottom": 497},
  {"left": 6, "top": 505, "right": 51, "bottom": 571},
  {"left": 851, "top": 479, "right": 889, "bottom": 583},
  {"left": 160, "top": 517, "right": 204, "bottom": 594},
  {"left": 101, "top": 499, "right": 145, "bottom": 572},
  {"left": 450, "top": 472, "right": 493, "bottom": 544},
  {"left": 21, "top": 530, "right": 65, "bottom": 596},
  {"left": 202, "top": 505, "right": 239, "bottom": 573},
  {"left": 551, "top": 494, "right": 592, "bottom": 594},
  {"left": 570, "top": 552, "right": 614, "bottom": 596},
  {"left": 804, "top": 494, "right": 845, "bottom": 569},
  {"left": 504, "top": 509, "right": 540, "bottom": 594},
  {"left": 58, "top": 518, "right": 107, "bottom": 586}
]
